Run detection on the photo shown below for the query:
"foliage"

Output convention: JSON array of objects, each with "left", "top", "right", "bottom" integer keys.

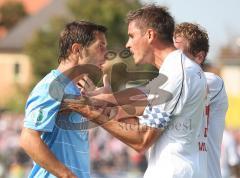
[
  {"left": 25, "top": 17, "right": 68, "bottom": 80},
  {"left": 68, "top": 0, "right": 141, "bottom": 49},
  {"left": 0, "top": 1, "right": 27, "bottom": 29}
]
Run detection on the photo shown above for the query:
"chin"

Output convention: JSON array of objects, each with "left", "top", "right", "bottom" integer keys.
[
  {"left": 134, "top": 58, "right": 144, "bottom": 65},
  {"left": 133, "top": 56, "right": 141, "bottom": 64}
]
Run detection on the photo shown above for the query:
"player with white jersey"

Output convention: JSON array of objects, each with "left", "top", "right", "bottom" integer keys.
[
  {"left": 62, "top": 6, "right": 207, "bottom": 178},
  {"left": 139, "top": 50, "right": 207, "bottom": 178},
  {"left": 174, "top": 22, "right": 228, "bottom": 178}
]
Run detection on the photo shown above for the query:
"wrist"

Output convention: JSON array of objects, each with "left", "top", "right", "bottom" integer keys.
[{"left": 57, "top": 166, "right": 72, "bottom": 178}]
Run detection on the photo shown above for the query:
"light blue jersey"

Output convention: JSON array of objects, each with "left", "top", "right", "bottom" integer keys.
[{"left": 24, "top": 69, "right": 90, "bottom": 178}]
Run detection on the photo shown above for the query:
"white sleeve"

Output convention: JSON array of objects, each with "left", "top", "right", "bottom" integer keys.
[{"left": 138, "top": 55, "right": 187, "bottom": 128}]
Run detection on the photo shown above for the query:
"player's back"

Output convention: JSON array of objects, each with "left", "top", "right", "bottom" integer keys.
[
  {"left": 205, "top": 72, "right": 228, "bottom": 178},
  {"left": 144, "top": 51, "right": 207, "bottom": 178}
]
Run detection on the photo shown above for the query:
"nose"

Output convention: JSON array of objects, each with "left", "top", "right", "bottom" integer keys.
[{"left": 125, "top": 39, "right": 131, "bottom": 49}]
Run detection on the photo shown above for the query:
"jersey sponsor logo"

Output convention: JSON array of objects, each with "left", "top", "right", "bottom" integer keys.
[
  {"left": 204, "top": 105, "right": 210, "bottom": 137},
  {"left": 199, "top": 141, "right": 207, "bottom": 152}
]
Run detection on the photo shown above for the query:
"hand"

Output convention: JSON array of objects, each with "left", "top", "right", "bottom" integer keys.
[
  {"left": 60, "top": 97, "right": 104, "bottom": 119},
  {"left": 81, "top": 74, "right": 112, "bottom": 97},
  {"left": 60, "top": 98, "right": 118, "bottom": 125},
  {"left": 77, "top": 74, "right": 96, "bottom": 93}
]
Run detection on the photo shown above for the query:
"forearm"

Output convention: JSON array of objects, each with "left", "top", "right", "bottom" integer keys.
[
  {"left": 93, "top": 115, "right": 162, "bottom": 152},
  {"left": 115, "top": 103, "right": 146, "bottom": 120},
  {"left": 20, "top": 128, "right": 73, "bottom": 177},
  {"left": 61, "top": 100, "right": 162, "bottom": 152},
  {"left": 92, "top": 88, "right": 148, "bottom": 106}
]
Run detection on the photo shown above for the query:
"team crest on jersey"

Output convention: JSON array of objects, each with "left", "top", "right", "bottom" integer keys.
[{"left": 32, "top": 108, "right": 44, "bottom": 126}]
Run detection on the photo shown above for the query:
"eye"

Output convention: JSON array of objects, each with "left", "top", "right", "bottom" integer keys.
[{"left": 98, "top": 44, "right": 104, "bottom": 51}]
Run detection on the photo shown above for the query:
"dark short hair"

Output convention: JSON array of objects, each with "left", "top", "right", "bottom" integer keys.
[
  {"left": 127, "top": 5, "right": 175, "bottom": 44},
  {"left": 174, "top": 22, "right": 209, "bottom": 57},
  {"left": 58, "top": 21, "right": 107, "bottom": 63}
]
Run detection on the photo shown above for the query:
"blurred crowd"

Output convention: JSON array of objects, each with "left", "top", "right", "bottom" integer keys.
[
  {"left": 0, "top": 113, "right": 146, "bottom": 178},
  {"left": 1, "top": 113, "right": 240, "bottom": 178}
]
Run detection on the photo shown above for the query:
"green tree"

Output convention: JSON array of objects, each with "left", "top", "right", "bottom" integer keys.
[
  {"left": 68, "top": 0, "right": 141, "bottom": 48},
  {"left": 0, "top": 1, "right": 27, "bottom": 29},
  {"left": 25, "top": 17, "right": 68, "bottom": 80}
]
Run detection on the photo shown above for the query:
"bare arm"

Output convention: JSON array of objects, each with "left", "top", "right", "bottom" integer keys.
[
  {"left": 100, "top": 117, "right": 163, "bottom": 152},
  {"left": 60, "top": 101, "right": 163, "bottom": 152},
  {"left": 91, "top": 88, "right": 147, "bottom": 106},
  {"left": 20, "top": 128, "right": 76, "bottom": 178}
]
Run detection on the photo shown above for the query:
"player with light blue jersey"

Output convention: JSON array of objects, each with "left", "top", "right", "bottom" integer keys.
[
  {"left": 20, "top": 21, "right": 107, "bottom": 178},
  {"left": 24, "top": 69, "right": 90, "bottom": 178}
]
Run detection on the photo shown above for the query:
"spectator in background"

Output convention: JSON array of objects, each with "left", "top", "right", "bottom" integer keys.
[{"left": 221, "top": 130, "right": 240, "bottom": 178}]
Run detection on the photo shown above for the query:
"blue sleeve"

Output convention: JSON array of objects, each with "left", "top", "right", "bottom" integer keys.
[{"left": 24, "top": 83, "right": 61, "bottom": 132}]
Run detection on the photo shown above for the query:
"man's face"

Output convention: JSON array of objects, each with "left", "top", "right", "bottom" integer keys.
[
  {"left": 82, "top": 32, "right": 107, "bottom": 68},
  {"left": 126, "top": 21, "right": 151, "bottom": 64}
]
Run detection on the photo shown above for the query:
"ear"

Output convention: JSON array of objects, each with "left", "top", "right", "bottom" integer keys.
[
  {"left": 146, "top": 29, "right": 156, "bottom": 43},
  {"left": 195, "top": 51, "right": 206, "bottom": 65},
  {"left": 71, "top": 43, "right": 82, "bottom": 55}
]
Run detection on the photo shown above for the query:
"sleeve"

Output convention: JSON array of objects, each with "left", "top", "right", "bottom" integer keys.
[
  {"left": 138, "top": 56, "right": 186, "bottom": 128},
  {"left": 24, "top": 83, "right": 61, "bottom": 132}
]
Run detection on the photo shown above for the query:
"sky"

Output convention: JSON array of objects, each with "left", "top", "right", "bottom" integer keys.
[{"left": 141, "top": 0, "right": 240, "bottom": 60}]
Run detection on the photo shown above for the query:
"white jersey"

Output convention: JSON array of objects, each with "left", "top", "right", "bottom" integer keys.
[
  {"left": 197, "top": 72, "right": 228, "bottom": 178},
  {"left": 203, "top": 72, "right": 228, "bottom": 178},
  {"left": 139, "top": 50, "right": 207, "bottom": 178}
]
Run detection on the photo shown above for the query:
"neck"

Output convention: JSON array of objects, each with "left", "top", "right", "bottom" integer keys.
[
  {"left": 57, "top": 58, "right": 82, "bottom": 84},
  {"left": 153, "top": 43, "right": 176, "bottom": 69},
  {"left": 57, "top": 60, "right": 77, "bottom": 73}
]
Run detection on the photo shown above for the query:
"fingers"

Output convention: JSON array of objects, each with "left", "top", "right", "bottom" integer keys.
[
  {"left": 59, "top": 98, "right": 88, "bottom": 114},
  {"left": 63, "top": 97, "right": 89, "bottom": 105},
  {"left": 102, "top": 74, "right": 110, "bottom": 88},
  {"left": 77, "top": 75, "right": 96, "bottom": 93},
  {"left": 103, "top": 74, "right": 112, "bottom": 94},
  {"left": 83, "top": 75, "right": 95, "bottom": 89}
]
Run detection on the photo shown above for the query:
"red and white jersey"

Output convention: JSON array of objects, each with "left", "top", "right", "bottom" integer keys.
[
  {"left": 141, "top": 50, "right": 207, "bottom": 178},
  {"left": 198, "top": 72, "right": 228, "bottom": 178}
]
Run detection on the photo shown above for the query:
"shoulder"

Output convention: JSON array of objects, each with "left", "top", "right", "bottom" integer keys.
[
  {"left": 26, "top": 71, "right": 61, "bottom": 107},
  {"left": 160, "top": 50, "right": 184, "bottom": 79},
  {"left": 32, "top": 71, "right": 58, "bottom": 92},
  {"left": 204, "top": 72, "right": 223, "bottom": 88},
  {"left": 204, "top": 72, "right": 226, "bottom": 103}
]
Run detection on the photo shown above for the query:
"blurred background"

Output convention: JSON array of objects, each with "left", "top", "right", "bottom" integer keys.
[{"left": 0, "top": 0, "right": 240, "bottom": 178}]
